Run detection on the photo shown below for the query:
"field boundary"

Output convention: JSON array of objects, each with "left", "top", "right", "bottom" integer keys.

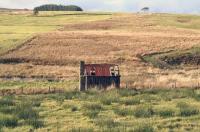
[{"left": 0, "top": 36, "right": 37, "bottom": 57}]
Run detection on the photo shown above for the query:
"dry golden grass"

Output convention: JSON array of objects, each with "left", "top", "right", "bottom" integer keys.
[{"left": 1, "top": 13, "right": 200, "bottom": 88}]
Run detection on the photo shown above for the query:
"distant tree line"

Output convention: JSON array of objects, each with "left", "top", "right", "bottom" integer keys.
[{"left": 33, "top": 4, "right": 83, "bottom": 14}]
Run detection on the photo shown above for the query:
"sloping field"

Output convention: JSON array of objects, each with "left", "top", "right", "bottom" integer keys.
[
  {"left": 0, "top": 11, "right": 112, "bottom": 55},
  {"left": 0, "top": 13, "right": 200, "bottom": 88},
  {"left": 1, "top": 12, "right": 200, "bottom": 132}
]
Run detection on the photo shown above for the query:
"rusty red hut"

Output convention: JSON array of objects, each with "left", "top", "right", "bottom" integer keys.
[{"left": 79, "top": 61, "right": 120, "bottom": 91}]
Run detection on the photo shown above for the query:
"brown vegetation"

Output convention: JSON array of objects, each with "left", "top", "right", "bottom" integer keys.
[{"left": 0, "top": 14, "right": 200, "bottom": 88}]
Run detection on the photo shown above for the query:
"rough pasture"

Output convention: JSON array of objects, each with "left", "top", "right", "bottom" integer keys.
[{"left": 0, "top": 14, "right": 200, "bottom": 88}]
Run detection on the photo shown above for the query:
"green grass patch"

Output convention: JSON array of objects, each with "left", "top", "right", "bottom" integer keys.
[
  {"left": 176, "top": 102, "right": 199, "bottom": 117},
  {"left": 142, "top": 47, "right": 200, "bottom": 69},
  {"left": 118, "top": 89, "right": 138, "bottom": 97},
  {"left": 158, "top": 109, "right": 175, "bottom": 118},
  {"left": 0, "top": 96, "right": 15, "bottom": 106},
  {"left": 82, "top": 103, "right": 103, "bottom": 118},
  {"left": 114, "top": 107, "right": 134, "bottom": 117},
  {"left": 95, "top": 118, "right": 120, "bottom": 128},
  {"left": 83, "top": 103, "right": 103, "bottom": 111},
  {"left": 134, "top": 123, "right": 154, "bottom": 132},
  {"left": 27, "top": 119, "right": 44, "bottom": 129},
  {"left": 151, "top": 14, "right": 200, "bottom": 30},
  {"left": 0, "top": 80, "right": 78, "bottom": 90},
  {"left": 1, "top": 88, "right": 200, "bottom": 131},
  {"left": 121, "top": 98, "right": 140, "bottom": 105},
  {"left": 0, "top": 114, "right": 18, "bottom": 128},
  {"left": 16, "top": 103, "right": 39, "bottom": 120},
  {"left": 134, "top": 105, "right": 154, "bottom": 118},
  {"left": 0, "top": 11, "right": 112, "bottom": 55},
  {"left": 70, "top": 127, "right": 94, "bottom": 132},
  {"left": 99, "top": 91, "right": 120, "bottom": 105}
]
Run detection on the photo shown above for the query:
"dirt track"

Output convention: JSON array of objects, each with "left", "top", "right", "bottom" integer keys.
[{"left": 0, "top": 14, "right": 200, "bottom": 88}]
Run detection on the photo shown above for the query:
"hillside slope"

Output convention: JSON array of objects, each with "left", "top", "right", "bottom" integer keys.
[{"left": 0, "top": 13, "right": 200, "bottom": 88}]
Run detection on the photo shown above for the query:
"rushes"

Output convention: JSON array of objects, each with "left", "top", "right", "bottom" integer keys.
[
  {"left": 121, "top": 98, "right": 140, "bottom": 105},
  {"left": 114, "top": 107, "right": 134, "bottom": 117},
  {"left": 95, "top": 118, "right": 120, "bottom": 128},
  {"left": 176, "top": 102, "right": 199, "bottom": 117},
  {"left": 158, "top": 109, "right": 175, "bottom": 118},
  {"left": 134, "top": 105, "right": 154, "bottom": 118},
  {"left": 83, "top": 103, "right": 103, "bottom": 118},
  {"left": 0, "top": 96, "right": 43, "bottom": 129},
  {"left": 133, "top": 124, "right": 154, "bottom": 132},
  {"left": 0, "top": 114, "right": 18, "bottom": 128},
  {"left": 0, "top": 96, "right": 15, "bottom": 107}
]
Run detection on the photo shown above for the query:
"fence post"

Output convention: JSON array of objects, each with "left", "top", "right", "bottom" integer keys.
[
  {"left": 21, "top": 87, "right": 24, "bottom": 94},
  {"left": 79, "top": 61, "right": 86, "bottom": 91}
]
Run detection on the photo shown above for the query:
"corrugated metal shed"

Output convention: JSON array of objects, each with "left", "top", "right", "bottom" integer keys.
[
  {"left": 84, "top": 64, "right": 116, "bottom": 76},
  {"left": 79, "top": 61, "right": 120, "bottom": 91}
]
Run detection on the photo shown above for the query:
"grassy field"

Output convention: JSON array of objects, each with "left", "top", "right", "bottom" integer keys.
[
  {"left": 1, "top": 88, "right": 200, "bottom": 131},
  {"left": 0, "top": 11, "right": 112, "bottom": 55},
  {"left": 0, "top": 11, "right": 200, "bottom": 131},
  {"left": 150, "top": 14, "right": 200, "bottom": 30},
  {"left": 0, "top": 12, "right": 200, "bottom": 89}
]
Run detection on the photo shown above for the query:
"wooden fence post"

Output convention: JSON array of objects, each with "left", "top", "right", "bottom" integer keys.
[
  {"left": 21, "top": 87, "right": 24, "bottom": 94},
  {"left": 79, "top": 61, "right": 86, "bottom": 91}
]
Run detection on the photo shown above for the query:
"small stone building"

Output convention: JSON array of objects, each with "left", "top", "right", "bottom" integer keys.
[{"left": 79, "top": 61, "right": 120, "bottom": 91}]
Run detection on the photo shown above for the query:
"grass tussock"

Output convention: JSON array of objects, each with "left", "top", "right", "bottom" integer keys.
[
  {"left": 84, "top": 110, "right": 100, "bottom": 119},
  {"left": 133, "top": 124, "right": 154, "bottom": 132},
  {"left": 16, "top": 102, "right": 39, "bottom": 120},
  {"left": 158, "top": 109, "right": 175, "bottom": 118},
  {"left": 83, "top": 103, "right": 103, "bottom": 111},
  {"left": 95, "top": 118, "right": 120, "bottom": 128},
  {"left": 0, "top": 97, "right": 44, "bottom": 129},
  {"left": 134, "top": 105, "right": 154, "bottom": 118},
  {"left": 0, "top": 115, "right": 18, "bottom": 128},
  {"left": 0, "top": 96, "right": 15, "bottom": 106},
  {"left": 2, "top": 88, "right": 200, "bottom": 131},
  {"left": 83, "top": 103, "right": 103, "bottom": 118},
  {"left": 118, "top": 89, "right": 138, "bottom": 97},
  {"left": 64, "top": 91, "right": 81, "bottom": 100},
  {"left": 121, "top": 98, "right": 140, "bottom": 105},
  {"left": 27, "top": 119, "right": 44, "bottom": 129},
  {"left": 99, "top": 91, "right": 120, "bottom": 105},
  {"left": 177, "top": 102, "right": 199, "bottom": 117},
  {"left": 114, "top": 107, "right": 134, "bottom": 117},
  {"left": 70, "top": 127, "right": 94, "bottom": 132}
]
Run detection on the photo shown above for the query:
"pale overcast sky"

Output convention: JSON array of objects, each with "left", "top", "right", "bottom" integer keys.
[{"left": 0, "top": 0, "right": 200, "bottom": 14}]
